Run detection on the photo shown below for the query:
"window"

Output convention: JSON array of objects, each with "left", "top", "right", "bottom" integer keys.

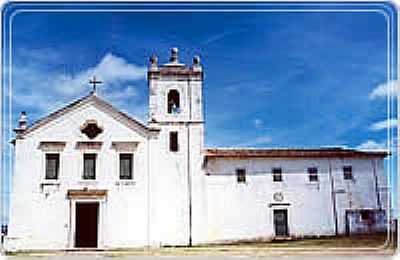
[
  {"left": 120, "top": 153, "right": 133, "bottom": 180},
  {"left": 83, "top": 153, "right": 96, "bottom": 179},
  {"left": 1, "top": 225, "right": 7, "bottom": 236},
  {"left": 360, "top": 210, "right": 375, "bottom": 223},
  {"left": 45, "top": 154, "right": 59, "bottom": 180},
  {"left": 167, "top": 89, "right": 180, "bottom": 114},
  {"left": 308, "top": 167, "right": 318, "bottom": 182},
  {"left": 169, "top": 131, "right": 179, "bottom": 152},
  {"left": 236, "top": 168, "right": 246, "bottom": 183},
  {"left": 343, "top": 166, "right": 353, "bottom": 180},
  {"left": 272, "top": 168, "right": 282, "bottom": 182}
]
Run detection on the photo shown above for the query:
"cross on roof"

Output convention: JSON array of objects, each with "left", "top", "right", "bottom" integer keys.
[{"left": 89, "top": 76, "right": 102, "bottom": 93}]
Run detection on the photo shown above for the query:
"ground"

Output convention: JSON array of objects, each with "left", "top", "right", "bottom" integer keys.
[
  {"left": 0, "top": 256, "right": 396, "bottom": 260},
  {"left": 3, "top": 233, "right": 396, "bottom": 257}
]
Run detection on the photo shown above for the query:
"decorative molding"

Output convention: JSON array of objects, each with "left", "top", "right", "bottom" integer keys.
[
  {"left": 111, "top": 141, "right": 139, "bottom": 152},
  {"left": 273, "top": 192, "right": 284, "bottom": 202},
  {"left": 80, "top": 119, "right": 103, "bottom": 139},
  {"left": 67, "top": 188, "right": 107, "bottom": 199},
  {"left": 76, "top": 141, "right": 102, "bottom": 150},
  {"left": 268, "top": 203, "right": 291, "bottom": 208},
  {"left": 40, "top": 182, "right": 61, "bottom": 197},
  {"left": 38, "top": 141, "right": 66, "bottom": 151}
]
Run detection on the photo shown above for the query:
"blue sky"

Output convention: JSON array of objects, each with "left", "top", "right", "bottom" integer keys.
[{"left": 1, "top": 2, "right": 398, "bottom": 223}]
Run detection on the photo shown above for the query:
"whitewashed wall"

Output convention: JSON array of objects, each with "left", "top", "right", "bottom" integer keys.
[
  {"left": 148, "top": 124, "right": 191, "bottom": 246},
  {"left": 201, "top": 157, "right": 388, "bottom": 243},
  {"left": 147, "top": 60, "right": 204, "bottom": 247},
  {"left": 6, "top": 102, "right": 151, "bottom": 250},
  {"left": 329, "top": 158, "right": 389, "bottom": 234}
]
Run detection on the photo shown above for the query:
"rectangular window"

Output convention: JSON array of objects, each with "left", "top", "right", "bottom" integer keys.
[
  {"left": 169, "top": 131, "right": 179, "bottom": 152},
  {"left": 360, "top": 210, "right": 375, "bottom": 223},
  {"left": 343, "top": 166, "right": 353, "bottom": 180},
  {"left": 272, "top": 167, "right": 283, "bottom": 182},
  {"left": 308, "top": 167, "right": 318, "bottom": 182},
  {"left": 83, "top": 153, "right": 96, "bottom": 180},
  {"left": 236, "top": 168, "right": 246, "bottom": 183},
  {"left": 120, "top": 153, "right": 133, "bottom": 180},
  {"left": 45, "top": 154, "right": 59, "bottom": 180}
]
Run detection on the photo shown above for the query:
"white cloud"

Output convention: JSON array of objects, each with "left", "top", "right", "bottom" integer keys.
[
  {"left": 202, "top": 30, "right": 240, "bottom": 45},
  {"left": 253, "top": 135, "right": 272, "bottom": 144},
  {"left": 54, "top": 53, "right": 146, "bottom": 97},
  {"left": 253, "top": 118, "right": 264, "bottom": 129},
  {"left": 369, "top": 80, "right": 399, "bottom": 100},
  {"left": 369, "top": 118, "right": 397, "bottom": 131},
  {"left": 17, "top": 47, "right": 64, "bottom": 64},
  {"left": 236, "top": 135, "right": 272, "bottom": 147},
  {"left": 11, "top": 50, "right": 147, "bottom": 121},
  {"left": 103, "top": 85, "right": 138, "bottom": 103},
  {"left": 356, "top": 140, "right": 386, "bottom": 151}
]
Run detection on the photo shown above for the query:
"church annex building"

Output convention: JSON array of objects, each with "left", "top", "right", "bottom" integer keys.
[{"left": 5, "top": 48, "right": 390, "bottom": 251}]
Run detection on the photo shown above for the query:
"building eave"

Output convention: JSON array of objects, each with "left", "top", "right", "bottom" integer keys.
[{"left": 204, "top": 147, "right": 389, "bottom": 159}]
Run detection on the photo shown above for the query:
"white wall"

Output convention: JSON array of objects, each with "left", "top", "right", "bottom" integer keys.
[
  {"left": 148, "top": 60, "right": 204, "bottom": 247},
  {"left": 329, "top": 158, "right": 389, "bottom": 234},
  {"left": 201, "top": 156, "right": 388, "bottom": 243},
  {"left": 6, "top": 102, "right": 151, "bottom": 250},
  {"left": 148, "top": 124, "right": 191, "bottom": 246}
]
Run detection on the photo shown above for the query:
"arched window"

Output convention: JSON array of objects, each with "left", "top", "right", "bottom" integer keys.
[{"left": 167, "top": 89, "right": 180, "bottom": 114}]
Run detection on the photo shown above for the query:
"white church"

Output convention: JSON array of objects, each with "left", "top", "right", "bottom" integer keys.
[{"left": 5, "top": 48, "right": 390, "bottom": 251}]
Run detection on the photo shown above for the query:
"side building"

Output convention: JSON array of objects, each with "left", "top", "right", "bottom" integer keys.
[{"left": 197, "top": 148, "right": 389, "bottom": 243}]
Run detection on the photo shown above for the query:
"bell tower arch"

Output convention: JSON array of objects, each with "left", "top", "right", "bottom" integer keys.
[{"left": 148, "top": 47, "right": 203, "bottom": 124}]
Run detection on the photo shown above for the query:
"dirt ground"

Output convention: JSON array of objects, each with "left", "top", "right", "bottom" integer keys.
[{"left": 4, "top": 233, "right": 396, "bottom": 257}]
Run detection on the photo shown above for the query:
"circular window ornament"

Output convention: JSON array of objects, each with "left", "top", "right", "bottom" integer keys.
[{"left": 273, "top": 192, "right": 284, "bottom": 202}]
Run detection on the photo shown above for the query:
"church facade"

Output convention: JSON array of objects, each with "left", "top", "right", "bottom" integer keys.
[{"left": 5, "top": 48, "right": 390, "bottom": 251}]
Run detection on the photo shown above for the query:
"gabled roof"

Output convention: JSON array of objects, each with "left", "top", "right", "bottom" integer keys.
[
  {"left": 18, "top": 92, "right": 159, "bottom": 138},
  {"left": 204, "top": 147, "right": 389, "bottom": 159}
]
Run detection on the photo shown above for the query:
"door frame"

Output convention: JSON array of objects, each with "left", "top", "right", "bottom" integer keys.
[
  {"left": 68, "top": 198, "right": 105, "bottom": 249},
  {"left": 273, "top": 208, "right": 289, "bottom": 237}
]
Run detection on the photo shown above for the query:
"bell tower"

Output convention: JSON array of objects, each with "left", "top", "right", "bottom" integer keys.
[
  {"left": 148, "top": 47, "right": 203, "bottom": 124},
  {"left": 147, "top": 48, "right": 204, "bottom": 246}
]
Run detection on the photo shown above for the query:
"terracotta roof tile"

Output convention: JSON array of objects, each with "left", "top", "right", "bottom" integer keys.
[{"left": 204, "top": 147, "right": 388, "bottom": 159}]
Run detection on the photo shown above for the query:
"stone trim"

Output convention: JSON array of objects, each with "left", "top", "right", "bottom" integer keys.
[
  {"left": 111, "top": 141, "right": 139, "bottom": 152},
  {"left": 268, "top": 203, "right": 291, "bottom": 207},
  {"left": 76, "top": 141, "right": 103, "bottom": 150},
  {"left": 67, "top": 189, "right": 107, "bottom": 199},
  {"left": 38, "top": 141, "right": 66, "bottom": 151}
]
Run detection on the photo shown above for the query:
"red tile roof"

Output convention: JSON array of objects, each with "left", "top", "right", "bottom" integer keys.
[{"left": 204, "top": 147, "right": 388, "bottom": 159}]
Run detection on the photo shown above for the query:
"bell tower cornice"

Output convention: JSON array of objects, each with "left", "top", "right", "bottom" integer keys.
[{"left": 147, "top": 47, "right": 203, "bottom": 81}]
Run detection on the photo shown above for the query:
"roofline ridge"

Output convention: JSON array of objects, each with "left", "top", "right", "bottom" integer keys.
[
  {"left": 18, "top": 92, "right": 152, "bottom": 138},
  {"left": 90, "top": 93, "right": 149, "bottom": 129},
  {"left": 20, "top": 92, "right": 94, "bottom": 135}
]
